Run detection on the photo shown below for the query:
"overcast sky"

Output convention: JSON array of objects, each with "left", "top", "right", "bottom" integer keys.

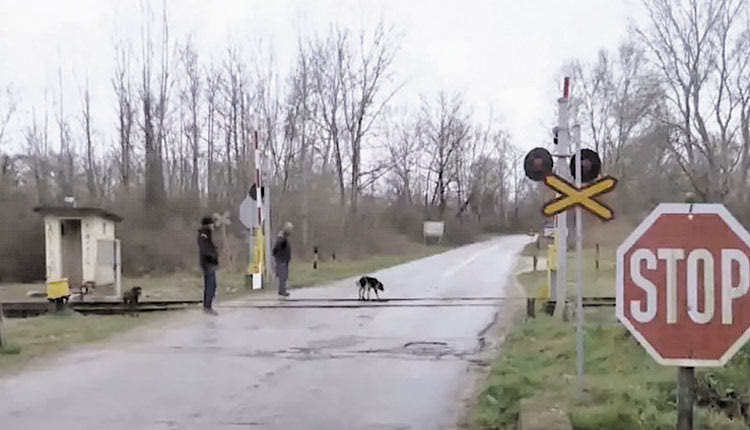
[{"left": 0, "top": 0, "right": 643, "bottom": 152}]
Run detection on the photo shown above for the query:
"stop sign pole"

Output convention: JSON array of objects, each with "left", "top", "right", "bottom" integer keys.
[
  {"left": 617, "top": 203, "right": 750, "bottom": 429},
  {"left": 554, "top": 78, "right": 570, "bottom": 321}
]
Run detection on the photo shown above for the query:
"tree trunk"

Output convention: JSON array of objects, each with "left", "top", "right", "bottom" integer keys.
[
  {"left": 333, "top": 136, "right": 345, "bottom": 207},
  {"left": 300, "top": 125, "right": 309, "bottom": 248},
  {"left": 83, "top": 86, "right": 97, "bottom": 203}
]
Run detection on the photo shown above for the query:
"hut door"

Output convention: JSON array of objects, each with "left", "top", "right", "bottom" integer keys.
[{"left": 60, "top": 219, "right": 83, "bottom": 287}]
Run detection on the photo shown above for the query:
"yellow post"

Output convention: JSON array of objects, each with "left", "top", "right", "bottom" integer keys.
[
  {"left": 545, "top": 233, "right": 558, "bottom": 300},
  {"left": 255, "top": 229, "right": 265, "bottom": 275},
  {"left": 248, "top": 229, "right": 265, "bottom": 275}
]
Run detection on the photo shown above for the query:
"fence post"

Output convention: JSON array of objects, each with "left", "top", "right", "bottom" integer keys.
[{"left": 526, "top": 298, "right": 536, "bottom": 319}]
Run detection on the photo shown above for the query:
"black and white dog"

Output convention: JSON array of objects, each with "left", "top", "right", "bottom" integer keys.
[{"left": 357, "top": 276, "right": 384, "bottom": 301}]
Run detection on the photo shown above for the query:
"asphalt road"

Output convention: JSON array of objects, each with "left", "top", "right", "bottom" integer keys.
[{"left": 0, "top": 235, "right": 530, "bottom": 430}]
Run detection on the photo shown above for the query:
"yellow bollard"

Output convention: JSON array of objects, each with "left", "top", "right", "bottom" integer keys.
[{"left": 544, "top": 242, "right": 558, "bottom": 300}]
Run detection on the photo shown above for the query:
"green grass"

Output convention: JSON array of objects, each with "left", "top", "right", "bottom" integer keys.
[
  {"left": 472, "top": 247, "right": 749, "bottom": 430},
  {"left": 519, "top": 245, "right": 616, "bottom": 299},
  {"left": 0, "top": 244, "right": 449, "bottom": 372},
  {"left": 0, "top": 311, "right": 171, "bottom": 372}
]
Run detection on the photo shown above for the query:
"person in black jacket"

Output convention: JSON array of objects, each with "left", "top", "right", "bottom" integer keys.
[
  {"left": 272, "top": 221, "right": 293, "bottom": 297},
  {"left": 197, "top": 216, "right": 219, "bottom": 315}
]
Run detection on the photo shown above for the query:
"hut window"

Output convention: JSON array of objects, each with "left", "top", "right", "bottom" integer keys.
[{"left": 103, "top": 222, "right": 107, "bottom": 234}]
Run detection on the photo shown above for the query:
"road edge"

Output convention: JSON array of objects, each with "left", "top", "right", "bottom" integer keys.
[{"left": 455, "top": 249, "right": 531, "bottom": 429}]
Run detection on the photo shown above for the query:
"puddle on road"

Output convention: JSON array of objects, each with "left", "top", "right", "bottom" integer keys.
[
  {"left": 402, "top": 341, "right": 452, "bottom": 356},
  {"left": 165, "top": 336, "right": 481, "bottom": 362},
  {"left": 307, "top": 335, "right": 360, "bottom": 349},
  {"left": 307, "top": 323, "right": 329, "bottom": 331}
]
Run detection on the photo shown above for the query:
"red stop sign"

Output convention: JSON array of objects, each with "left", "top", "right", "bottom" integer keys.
[{"left": 616, "top": 204, "right": 750, "bottom": 367}]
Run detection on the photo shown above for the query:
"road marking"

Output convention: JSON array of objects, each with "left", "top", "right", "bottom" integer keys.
[{"left": 443, "top": 243, "right": 502, "bottom": 277}]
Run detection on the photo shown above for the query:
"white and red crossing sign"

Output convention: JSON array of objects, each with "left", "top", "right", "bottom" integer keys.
[{"left": 616, "top": 204, "right": 750, "bottom": 367}]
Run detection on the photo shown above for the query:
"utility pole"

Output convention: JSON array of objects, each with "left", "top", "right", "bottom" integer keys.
[{"left": 553, "top": 77, "right": 570, "bottom": 319}]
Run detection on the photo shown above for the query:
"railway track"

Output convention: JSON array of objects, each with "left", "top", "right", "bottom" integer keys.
[
  {"left": 542, "top": 297, "right": 615, "bottom": 314},
  {"left": 1, "top": 296, "right": 616, "bottom": 318},
  {"left": 1, "top": 300, "right": 203, "bottom": 318}
]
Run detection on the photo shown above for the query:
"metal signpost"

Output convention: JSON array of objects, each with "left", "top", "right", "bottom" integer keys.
[
  {"left": 555, "top": 79, "right": 570, "bottom": 320},
  {"left": 239, "top": 131, "right": 270, "bottom": 290},
  {"left": 573, "top": 123, "right": 584, "bottom": 389},
  {"left": 522, "top": 77, "right": 617, "bottom": 394},
  {"left": 0, "top": 304, "right": 6, "bottom": 349},
  {"left": 617, "top": 204, "right": 750, "bottom": 429}
]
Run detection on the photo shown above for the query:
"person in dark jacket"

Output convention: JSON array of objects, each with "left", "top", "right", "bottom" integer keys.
[
  {"left": 272, "top": 221, "right": 293, "bottom": 297},
  {"left": 197, "top": 216, "right": 219, "bottom": 314}
]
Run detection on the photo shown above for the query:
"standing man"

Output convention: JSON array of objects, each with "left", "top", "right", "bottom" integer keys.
[
  {"left": 198, "top": 216, "right": 219, "bottom": 315},
  {"left": 272, "top": 221, "right": 293, "bottom": 297}
]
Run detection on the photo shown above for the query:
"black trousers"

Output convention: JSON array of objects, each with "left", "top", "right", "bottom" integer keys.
[{"left": 203, "top": 266, "right": 217, "bottom": 309}]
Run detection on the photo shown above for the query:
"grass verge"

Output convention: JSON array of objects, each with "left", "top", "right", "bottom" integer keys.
[
  {"left": 0, "top": 311, "right": 171, "bottom": 373},
  {"left": 0, "top": 243, "right": 449, "bottom": 373},
  {"left": 471, "top": 248, "right": 749, "bottom": 430}
]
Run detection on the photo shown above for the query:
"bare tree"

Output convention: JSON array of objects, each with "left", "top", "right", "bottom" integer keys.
[
  {"left": 139, "top": 2, "right": 171, "bottom": 207},
  {"left": 735, "top": 19, "right": 750, "bottom": 206},
  {"left": 204, "top": 63, "right": 222, "bottom": 204},
  {"left": 255, "top": 46, "right": 283, "bottom": 195},
  {"left": 179, "top": 37, "right": 201, "bottom": 199},
  {"left": 310, "top": 28, "right": 347, "bottom": 207},
  {"left": 570, "top": 43, "right": 662, "bottom": 177},
  {"left": 219, "top": 46, "right": 248, "bottom": 195},
  {"left": 422, "top": 92, "right": 472, "bottom": 217},
  {"left": 636, "top": 0, "right": 747, "bottom": 202},
  {"left": 0, "top": 86, "right": 15, "bottom": 151},
  {"left": 0, "top": 86, "right": 16, "bottom": 191},
  {"left": 113, "top": 39, "right": 135, "bottom": 191},
  {"left": 387, "top": 111, "right": 422, "bottom": 205},
  {"left": 25, "top": 105, "right": 51, "bottom": 204},
  {"left": 56, "top": 68, "right": 75, "bottom": 200},
  {"left": 340, "top": 21, "right": 401, "bottom": 215},
  {"left": 79, "top": 74, "right": 97, "bottom": 203},
  {"left": 281, "top": 41, "right": 315, "bottom": 244}
]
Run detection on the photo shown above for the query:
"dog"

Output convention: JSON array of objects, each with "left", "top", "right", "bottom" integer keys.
[
  {"left": 356, "top": 276, "right": 384, "bottom": 301},
  {"left": 123, "top": 286, "right": 143, "bottom": 317}
]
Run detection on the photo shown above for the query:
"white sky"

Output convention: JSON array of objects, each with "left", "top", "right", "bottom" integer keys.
[{"left": 0, "top": 0, "right": 643, "bottom": 152}]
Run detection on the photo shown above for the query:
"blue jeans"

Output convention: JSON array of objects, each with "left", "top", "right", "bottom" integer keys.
[{"left": 203, "top": 266, "right": 217, "bottom": 309}]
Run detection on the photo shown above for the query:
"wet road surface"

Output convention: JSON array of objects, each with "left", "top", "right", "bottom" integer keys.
[{"left": 0, "top": 235, "right": 530, "bottom": 430}]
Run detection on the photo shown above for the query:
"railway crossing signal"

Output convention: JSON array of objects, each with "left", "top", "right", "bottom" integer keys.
[
  {"left": 542, "top": 174, "right": 617, "bottom": 221},
  {"left": 522, "top": 146, "right": 616, "bottom": 221},
  {"left": 569, "top": 148, "right": 601, "bottom": 183},
  {"left": 523, "top": 147, "right": 554, "bottom": 181}
]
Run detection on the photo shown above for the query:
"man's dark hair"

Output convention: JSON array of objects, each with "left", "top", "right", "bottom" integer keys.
[{"left": 201, "top": 216, "right": 214, "bottom": 226}]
